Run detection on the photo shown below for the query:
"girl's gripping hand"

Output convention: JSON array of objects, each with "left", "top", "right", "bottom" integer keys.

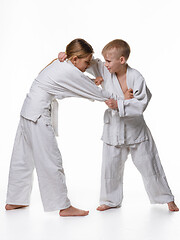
[
  {"left": 105, "top": 99, "right": 118, "bottom": 110},
  {"left": 58, "top": 52, "right": 67, "bottom": 62}
]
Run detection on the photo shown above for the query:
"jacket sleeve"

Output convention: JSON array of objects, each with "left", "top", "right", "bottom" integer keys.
[
  {"left": 117, "top": 76, "right": 152, "bottom": 117},
  {"left": 56, "top": 68, "right": 111, "bottom": 101},
  {"left": 86, "top": 58, "right": 105, "bottom": 78}
]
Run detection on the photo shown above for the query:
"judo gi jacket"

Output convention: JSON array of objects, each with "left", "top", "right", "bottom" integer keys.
[
  {"left": 87, "top": 59, "right": 152, "bottom": 146},
  {"left": 20, "top": 59, "right": 111, "bottom": 135}
]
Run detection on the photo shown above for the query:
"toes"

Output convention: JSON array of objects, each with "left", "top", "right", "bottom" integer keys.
[{"left": 96, "top": 205, "right": 111, "bottom": 211}]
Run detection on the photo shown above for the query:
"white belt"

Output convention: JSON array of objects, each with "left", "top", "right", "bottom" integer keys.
[
  {"left": 50, "top": 99, "right": 59, "bottom": 136},
  {"left": 104, "top": 108, "right": 118, "bottom": 124}
]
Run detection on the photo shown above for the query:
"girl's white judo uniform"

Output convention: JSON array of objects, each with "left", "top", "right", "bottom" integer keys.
[
  {"left": 87, "top": 59, "right": 174, "bottom": 207},
  {"left": 6, "top": 60, "right": 111, "bottom": 212}
]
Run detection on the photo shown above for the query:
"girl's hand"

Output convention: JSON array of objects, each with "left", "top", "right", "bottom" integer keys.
[
  {"left": 105, "top": 99, "right": 118, "bottom": 110},
  {"left": 94, "top": 76, "right": 104, "bottom": 86},
  {"left": 58, "top": 52, "right": 67, "bottom": 62}
]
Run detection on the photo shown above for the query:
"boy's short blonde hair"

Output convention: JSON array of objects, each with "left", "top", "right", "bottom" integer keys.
[{"left": 102, "top": 39, "right": 131, "bottom": 60}]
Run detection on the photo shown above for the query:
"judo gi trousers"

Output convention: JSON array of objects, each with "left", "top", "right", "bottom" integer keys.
[
  {"left": 100, "top": 130, "right": 174, "bottom": 207},
  {"left": 6, "top": 113, "right": 71, "bottom": 212}
]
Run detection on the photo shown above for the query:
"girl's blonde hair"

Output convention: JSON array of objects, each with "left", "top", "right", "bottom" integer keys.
[
  {"left": 40, "top": 38, "right": 93, "bottom": 72},
  {"left": 102, "top": 39, "right": 131, "bottom": 60},
  {"left": 66, "top": 38, "right": 94, "bottom": 60}
]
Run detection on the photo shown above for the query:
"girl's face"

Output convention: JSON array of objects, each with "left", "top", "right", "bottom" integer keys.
[{"left": 72, "top": 54, "right": 92, "bottom": 72}]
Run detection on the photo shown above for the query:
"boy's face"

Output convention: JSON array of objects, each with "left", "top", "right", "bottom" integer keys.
[{"left": 103, "top": 48, "right": 124, "bottom": 73}]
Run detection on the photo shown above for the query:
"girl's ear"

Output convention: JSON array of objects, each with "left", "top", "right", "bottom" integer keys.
[
  {"left": 120, "top": 56, "right": 126, "bottom": 64},
  {"left": 71, "top": 56, "right": 78, "bottom": 61},
  {"left": 71, "top": 56, "right": 78, "bottom": 65}
]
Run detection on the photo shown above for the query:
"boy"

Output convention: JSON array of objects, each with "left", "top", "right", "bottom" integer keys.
[{"left": 58, "top": 40, "right": 178, "bottom": 211}]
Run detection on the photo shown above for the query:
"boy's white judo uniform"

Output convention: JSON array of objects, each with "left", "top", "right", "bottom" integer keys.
[
  {"left": 87, "top": 59, "right": 174, "bottom": 207},
  {"left": 6, "top": 60, "right": 111, "bottom": 212}
]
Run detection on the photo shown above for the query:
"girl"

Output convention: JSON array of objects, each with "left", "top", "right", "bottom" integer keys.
[{"left": 5, "top": 38, "right": 111, "bottom": 216}]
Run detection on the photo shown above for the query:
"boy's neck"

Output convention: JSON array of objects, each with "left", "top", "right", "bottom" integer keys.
[{"left": 115, "top": 64, "right": 128, "bottom": 78}]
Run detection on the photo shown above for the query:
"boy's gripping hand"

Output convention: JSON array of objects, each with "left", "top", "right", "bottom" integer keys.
[
  {"left": 105, "top": 99, "right": 118, "bottom": 110},
  {"left": 58, "top": 52, "right": 67, "bottom": 62},
  {"left": 124, "top": 88, "right": 134, "bottom": 100},
  {"left": 105, "top": 88, "right": 134, "bottom": 110},
  {"left": 94, "top": 76, "right": 104, "bottom": 86}
]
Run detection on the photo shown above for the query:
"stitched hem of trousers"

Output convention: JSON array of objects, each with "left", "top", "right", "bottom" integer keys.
[
  {"left": 149, "top": 196, "right": 175, "bottom": 204},
  {"left": 101, "top": 177, "right": 122, "bottom": 180},
  {"left": 6, "top": 202, "right": 30, "bottom": 205},
  {"left": 99, "top": 202, "right": 121, "bottom": 208},
  {"left": 44, "top": 203, "right": 71, "bottom": 212}
]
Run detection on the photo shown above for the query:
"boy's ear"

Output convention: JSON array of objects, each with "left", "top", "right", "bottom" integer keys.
[{"left": 120, "top": 56, "right": 126, "bottom": 64}]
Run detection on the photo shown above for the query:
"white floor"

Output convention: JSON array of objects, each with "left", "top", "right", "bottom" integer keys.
[{"left": 1, "top": 159, "right": 180, "bottom": 240}]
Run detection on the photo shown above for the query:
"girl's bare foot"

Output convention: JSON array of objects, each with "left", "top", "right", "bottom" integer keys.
[
  {"left": 96, "top": 204, "right": 112, "bottom": 211},
  {"left": 5, "top": 204, "right": 28, "bottom": 210},
  {"left": 167, "top": 201, "right": 179, "bottom": 212},
  {"left": 59, "top": 206, "right": 89, "bottom": 217}
]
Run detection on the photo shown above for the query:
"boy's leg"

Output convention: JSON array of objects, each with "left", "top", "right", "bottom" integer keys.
[
  {"left": 130, "top": 129, "right": 176, "bottom": 206},
  {"left": 98, "top": 143, "right": 129, "bottom": 209},
  {"left": 6, "top": 118, "right": 34, "bottom": 208}
]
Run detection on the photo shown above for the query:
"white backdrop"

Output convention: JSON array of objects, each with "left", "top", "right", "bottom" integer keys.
[{"left": 0, "top": 0, "right": 180, "bottom": 239}]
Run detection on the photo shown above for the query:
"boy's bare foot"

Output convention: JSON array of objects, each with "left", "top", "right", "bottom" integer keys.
[
  {"left": 59, "top": 206, "right": 89, "bottom": 217},
  {"left": 96, "top": 204, "right": 112, "bottom": 211},
  {"left": 167, "top": 201, "right": 179, "bottom": 212},
  {"left": 5, "top": 204, "right": 28, "bottom": 210}
]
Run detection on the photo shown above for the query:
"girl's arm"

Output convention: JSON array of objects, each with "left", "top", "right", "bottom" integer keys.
[{"left": 55, "top": 61, "right": 111, "bottom": 101}]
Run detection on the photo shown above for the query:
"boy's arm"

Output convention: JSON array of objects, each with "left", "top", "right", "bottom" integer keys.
[
  {"left": 86, "top": 58, "right": 106, "bottom": 79},
  {"left": 105, "top": 89, "right": 134, "bottom": 109},
  {"left": 58, "top": 53, "right": 104, "bottom": 86},
  {"left": 58, "top": 53, "right": 105, "bottom": 78},
  {"left": 117, "top": 76, "right": 152, "bottom": 117}
]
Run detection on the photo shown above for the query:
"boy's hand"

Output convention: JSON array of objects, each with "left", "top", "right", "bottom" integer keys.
[
  {"left": 124, "top": 88, "right": 134, "bottom": 100},
  {"left": 94, "top": 76, "right": 104, "bottom": 86},
  {"left": 58, "top": 52, "right": 67, "bottom": 62},
  {"left": 105, "top": 99, "right": 118, "bottom": 110}
]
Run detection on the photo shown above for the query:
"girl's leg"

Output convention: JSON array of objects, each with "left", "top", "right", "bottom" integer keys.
[
  {"left": 23, "top": 114, "right": 70, "bottom": 212},
  {"left": 98, "top": 143, "right": 129, "bottom": 210},
  {"left": 25, "top": 114, "right": 88, "bottom": 215},
  {"left": 6, "top": 118, "right": 34, "bottom": 209}
]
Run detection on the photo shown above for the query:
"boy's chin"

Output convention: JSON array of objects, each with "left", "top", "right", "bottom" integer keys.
[{"left": 108, "top": 69, "right": 114, "bottom": 73}]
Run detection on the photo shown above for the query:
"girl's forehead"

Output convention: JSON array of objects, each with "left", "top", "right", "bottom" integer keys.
[{"left": 85, "top": 54, "right": 92, "bottom": 61}]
